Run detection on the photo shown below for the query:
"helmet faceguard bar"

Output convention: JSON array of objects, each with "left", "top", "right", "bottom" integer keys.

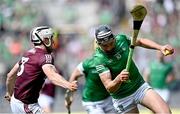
[
  {"left": 34, "top": 32, "right": 52, "bottom": 47},
  {"left": 34, "top": 33, "right": 44, "bottom": 44}
]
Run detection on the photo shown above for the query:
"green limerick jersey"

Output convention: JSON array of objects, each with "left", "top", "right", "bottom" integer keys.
[
  {"left": 149, "top": 61, "right": 173, "bottom": 89},
  {"left": 78, "top": 57, "right": 110, "bottom": 102},
  {"left": 94, "top": 34, "right": 145, "bottom": 99}
]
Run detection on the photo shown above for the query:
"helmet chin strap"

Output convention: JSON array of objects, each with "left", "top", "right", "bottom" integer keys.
[{"left": 34, "top": 33, "right": 53, "bottom": 53}]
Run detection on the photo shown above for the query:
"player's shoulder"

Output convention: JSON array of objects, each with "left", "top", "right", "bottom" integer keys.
[
  {"left": 35, "top": 48, "right": 53, "bottom": 58},
  {"left": 83, "top": 57, "right": 93, "bottom": 63},
  {"left": 115, "top": 33, "right": 130, "bottom": 41},
  {"left": 35, "top": 49, "right": 54, "bottom": 64},
  {"left": 82, "top": 55, "right": 101, "bottom": 67},
  {"left": 23, "top": 48, "right": 35, "bottom": 56},
  {"left": 83, "top": 56, "right": 96, "bottom": 65}
]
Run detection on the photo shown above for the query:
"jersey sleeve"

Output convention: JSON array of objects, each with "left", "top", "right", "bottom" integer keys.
[
  {"left": 77, "top": 62, "right": 85, "bottom": 75},
  {"left": 78, "top": 59, "right": 90, "bottom": 75},
  {"left": 96, "top": 64, "right": 110, "bottom": 76},
  {"left": 39, "top": 54, "right": 54, "bottom": 67}
]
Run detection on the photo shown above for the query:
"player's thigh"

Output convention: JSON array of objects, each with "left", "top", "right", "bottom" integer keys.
[
  {"left": 104, "top": 104, "right": 117, "bottom": 114},
  {"left": 84, "top": 105, "right": 105, "bottom": 114},
  {"left": 28, "top": 103, "right": 44, "bottom": 114},
  {"left": 10, "top": 95, "right": 44, "bottom": 114},
  {"left": 10, "top": 95, "right": 25, "bottom": 113},
  {"left": 10, "top": 100, "right": 23, "bottom": 113},
  {"left": 154, "top": 89, "right": 170, "bottom": 102},
  {"left": 102, "top": 97, "right": 117, "bottom": 113},
  {"left": 113, "top": 97, "right": 138, "bottom": 114},
  {"left": 140, "top": 89, "right": 171, "bottom": 113}
]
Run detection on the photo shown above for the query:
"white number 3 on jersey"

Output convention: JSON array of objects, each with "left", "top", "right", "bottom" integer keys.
[{"left": 17, "top": 57, "right": 29, "bottom": 76}]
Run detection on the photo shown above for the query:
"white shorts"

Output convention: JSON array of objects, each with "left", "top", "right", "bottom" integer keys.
[
  {"left": 38, "top": 94, "right": 54, "bottom": 108},
  {"left": 82, "top": 96, "right": 117, "bottom": 114},
  {"left": 10, "top": 95, "right": 44, "bottom": 114},
  {"left": 112, "top": 83, "right": 152, "bottom": 114},
  {"left": 154, "top": 88, "right": 170, "bottom": 102}
]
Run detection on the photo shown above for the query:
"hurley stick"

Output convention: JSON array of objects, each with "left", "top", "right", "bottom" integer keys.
[{"left": 126, "top": 5, "right": 147, "bottom": 71}]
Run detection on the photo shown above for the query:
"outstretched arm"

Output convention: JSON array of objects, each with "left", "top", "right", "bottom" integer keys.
[
  {"left": 136, "top": 38, "right": 174, "bottom": 55},
  {"left": 42, "top": 64, "right": 77, "bottom": 91},
  {"left": 5, "top": 62, "right": 19, "bottom": 101},
  {"left": 69, "top": 67, "right": 83, "bottom": 82}
]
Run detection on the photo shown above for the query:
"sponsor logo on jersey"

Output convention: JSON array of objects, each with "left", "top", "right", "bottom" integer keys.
[
  {"left": 115, "top": 53, "right": 121, "bottom": 60},
  {"left": 45, "top": 54, "right": 52, "bottom": 63}
]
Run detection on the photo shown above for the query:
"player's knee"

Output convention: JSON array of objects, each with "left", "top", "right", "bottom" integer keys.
[{"left": 157, "top": 105, "right": 171, "bottom": 114}]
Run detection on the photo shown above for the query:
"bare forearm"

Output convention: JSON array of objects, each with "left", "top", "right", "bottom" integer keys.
[
  {"left": 49, "top": 73, "right": 70, "bottom": 89},
  {"left": 106, "top": 78, "right": 122, "bottom": 93},
  {"left": 100, "top": 73, "right": 121, "bottom": 93},
  {"left": 6, "top": 73, "right": 16, "bottom": 96},
  {"left": 69, "top": 68, "right": 82, "bottom": 82},
  {"left": 6, "top": 63, "right": 19, "bottom": 96},
  {"left": 102, "top": 70, "right": 129, "bottom": 93},
  {"left": 6, "top": 81, "right": 15, "bottom": 96},
  {"left": 136, "top": 38, "right": 161, "bottom": 50},
  {"left": 42, "top": 64, "right": 70, "bottom": 89}
]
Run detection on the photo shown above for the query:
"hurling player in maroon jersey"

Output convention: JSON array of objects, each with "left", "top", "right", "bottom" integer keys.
[{"left": 4, "top": 26, "right": 77, "bottom": 114}]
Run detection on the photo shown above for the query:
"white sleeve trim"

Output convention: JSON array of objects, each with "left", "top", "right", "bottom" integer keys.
[
  {"left": 77, "top": 62, "right": 84, "bottom": 75},
  {"left": 99, "top": 70, "right": 110, "bottom": 77}
]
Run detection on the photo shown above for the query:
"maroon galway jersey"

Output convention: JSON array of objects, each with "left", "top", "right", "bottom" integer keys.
[{"left": 14, "top": 48, "right": 54, "bottom": 104}]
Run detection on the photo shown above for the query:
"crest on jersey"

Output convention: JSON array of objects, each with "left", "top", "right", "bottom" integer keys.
[{"left": 45, "top": 54, "right": 52, "bottom": 63}]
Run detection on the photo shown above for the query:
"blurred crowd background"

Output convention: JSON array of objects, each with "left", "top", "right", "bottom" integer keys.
[{"left": 0, "top": 0, "right": 180, "bottom": 113}]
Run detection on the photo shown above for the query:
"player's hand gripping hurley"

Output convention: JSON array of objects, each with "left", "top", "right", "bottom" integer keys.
[{"left": 126, "top": 5, "right": 147, "bottom": 71}]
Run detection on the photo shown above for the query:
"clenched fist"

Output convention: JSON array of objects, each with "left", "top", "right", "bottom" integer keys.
[
  {"left": 68, "top": 81, "right": 78, "bottom": 91},
  {"left": 117, "top": 69, "right": 129, "bottom": 82},
  {"left": 4, "top": 92, "right": 11, "bottom": 102}
]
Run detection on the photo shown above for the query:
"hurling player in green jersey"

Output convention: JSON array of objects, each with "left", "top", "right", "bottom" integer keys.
[
  {"left": 144, "top": 51, "right": 175, "bottom": 103},
  {"left": 65, "top": 57, "right": 117, "bottom": 114},
  {"left": 93, "top": 25, "right": 174, "bottom": 114}
]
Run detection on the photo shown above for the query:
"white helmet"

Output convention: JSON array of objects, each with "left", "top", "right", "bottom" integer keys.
[{"left": 30, "top": 26, "right": 53, "bottom": 47}]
